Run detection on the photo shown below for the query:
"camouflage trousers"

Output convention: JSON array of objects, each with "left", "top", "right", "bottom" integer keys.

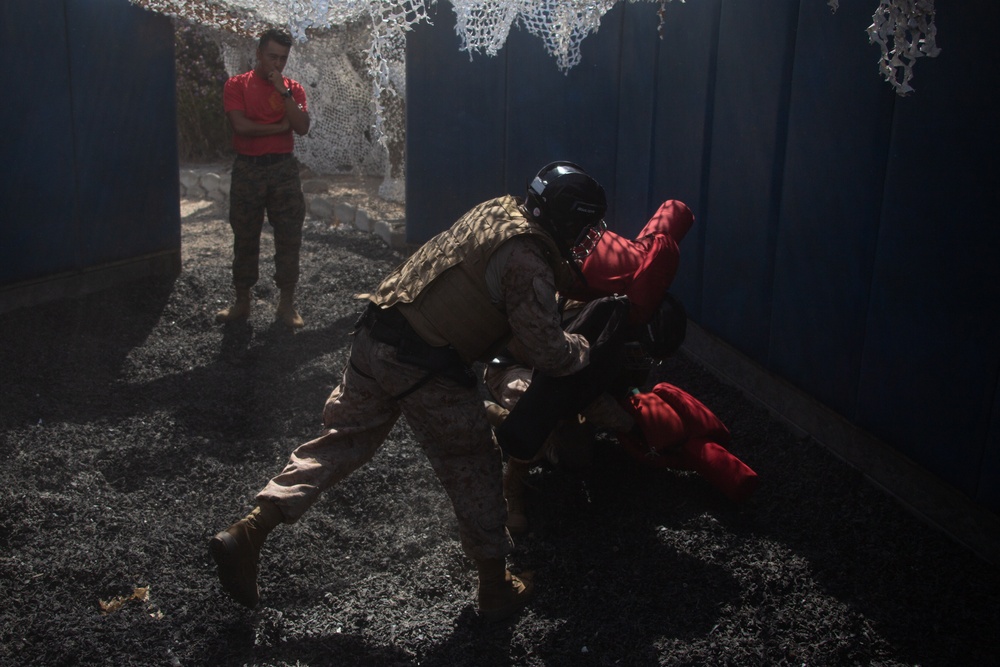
[
  {"left": 227, "top": 156, "right": 305, "bottom": 290},
  {"left": 257, "top": 326, "right": 514, "bottom": 561}
]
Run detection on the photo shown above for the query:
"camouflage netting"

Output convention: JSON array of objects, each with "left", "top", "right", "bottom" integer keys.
[
  {"left": 865, "top": 0, "right": 940, "bottom": 95},
  {"left": 213, "top": 23, "right": 407, "bottom": 202},
  {"left": 132, "top": 0, "right": 939, "bottom": 190}
]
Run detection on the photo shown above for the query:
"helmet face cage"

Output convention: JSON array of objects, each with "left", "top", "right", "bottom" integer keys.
[{"left": 570, "top": 219, "right": 607, "bottom": 262}]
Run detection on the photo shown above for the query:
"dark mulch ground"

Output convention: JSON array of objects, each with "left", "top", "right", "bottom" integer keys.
[{"left": 1, "top": 197, "right": 998, "bottom": 667}]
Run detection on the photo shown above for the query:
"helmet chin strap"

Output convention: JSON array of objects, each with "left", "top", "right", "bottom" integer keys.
[
  {"left": 521, "top": 202, "right": 590, "bottom": 288},
  {"left": 569, "top": 256, "right": 589, "bottom": 290},
  {"left": 551, "top": 224, "right": 591, "bottom": 288}
]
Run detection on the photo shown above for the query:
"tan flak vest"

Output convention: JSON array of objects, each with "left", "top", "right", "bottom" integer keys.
[{"left": 371, "top": 195, "right": 573, "bottom": 364}]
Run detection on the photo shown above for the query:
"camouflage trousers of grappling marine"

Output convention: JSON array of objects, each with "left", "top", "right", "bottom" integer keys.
[
  {"left": 255, "top": 326, "right": 515, "bottom": 561},
  {"left": 228, "top": 156, "right": 306, "bottom": 290}
]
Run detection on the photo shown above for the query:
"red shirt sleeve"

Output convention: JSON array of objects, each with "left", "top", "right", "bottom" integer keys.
[{"left": 223, "top": 74, "right": 247, "bottom": 114}]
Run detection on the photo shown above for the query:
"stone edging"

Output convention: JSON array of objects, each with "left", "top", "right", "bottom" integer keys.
[{"left": 179, "top": 165, "right": 408, "bottom": 250}]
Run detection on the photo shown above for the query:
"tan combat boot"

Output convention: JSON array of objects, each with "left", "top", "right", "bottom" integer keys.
[
  {"left": 215, "top": 288, "right": 252, "bottom": 323},
  {"left": 581, "top": 392, "right": 636, "bottom": 433},
  {"left": 276, "top": 288, "right": 304, "bottom": 328},
  {"left": 476, "top": 557, "right": 534, "bottom": 622},
  {"left": 503, "top": 459, "right": 530, "bottom": 534},
  {"left": 209, "top": 500, "right": 283, "bottom": 608},
  {"left": 483, "top": 400, "right": 509, "bottom": 428}
]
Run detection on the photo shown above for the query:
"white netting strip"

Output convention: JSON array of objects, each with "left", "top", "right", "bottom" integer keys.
[
  {"left": 866, "top": 0, "right": 939, "bottom": 95},
  {"left": 452, "top": 0, "right": 521, "bottom": 57},
  {"left": 132, "top": 0, "right": 940, "bottom": 179}
]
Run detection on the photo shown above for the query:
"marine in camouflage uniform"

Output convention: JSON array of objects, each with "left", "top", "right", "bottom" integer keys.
[
  {"left": 260, "top": 232, "right": 588, "bottom": 553},
  {"left": 226, "top": 158, "right": 305, "bottom": 294},
  {"left": 210, "top": 163, "right": 608, "bottom": 621}
]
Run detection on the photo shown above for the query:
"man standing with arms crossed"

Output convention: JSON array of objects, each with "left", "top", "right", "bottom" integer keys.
[{"left": 215, "top": 28, "right": 310, "bottom": 328}]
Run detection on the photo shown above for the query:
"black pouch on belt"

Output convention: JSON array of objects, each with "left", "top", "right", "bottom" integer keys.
[
  {"left": 363, "top": 303, "right": 475, "bottom": 389},
  {"left": 396, "top": 334, "right": 476, "bottom": 388}
]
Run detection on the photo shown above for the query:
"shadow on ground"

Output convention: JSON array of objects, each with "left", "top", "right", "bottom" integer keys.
[{"left": 0, "top": 199, "right": 997, "bottom": 666}]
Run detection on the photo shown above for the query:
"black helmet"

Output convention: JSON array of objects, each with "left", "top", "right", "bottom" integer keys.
[
  {"left": 525, "top": 161, "right": 608, "bottom": 255},
  {"left": 639, "top": 293, "right": 687, "bottom": 358}
]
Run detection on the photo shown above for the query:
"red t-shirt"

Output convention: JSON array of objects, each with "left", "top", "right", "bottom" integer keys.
[{"left": 223, "top": 70, "right": 308, "bottom": 156}]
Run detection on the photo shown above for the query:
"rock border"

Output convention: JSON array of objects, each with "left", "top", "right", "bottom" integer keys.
[{"left": 179, "top": 164, "right": 408, "bottom": 250}]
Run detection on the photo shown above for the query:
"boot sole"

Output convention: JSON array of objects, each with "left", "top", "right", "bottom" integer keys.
[{"left": 208, "top": 531, "right": 237, "bottom": 565}]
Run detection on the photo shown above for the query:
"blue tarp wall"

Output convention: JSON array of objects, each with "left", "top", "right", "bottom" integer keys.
[
  {"left": 0, "top": 0, "right": 179, "bottom": 295},
  {"left": 406, "top": 1, "right": 1000, "bottom": 515}
]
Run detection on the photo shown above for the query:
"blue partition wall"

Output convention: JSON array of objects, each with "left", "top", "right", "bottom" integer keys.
[
  {"left": 0, "top": 0, "right": 179, "bottom": 289},
  {"left": 1, "top": 0, "right": 78, "bottom": 282},
  {"left": 405, "top": 0, "right": 1000, "bottom": 516},
  {"left": 854, "top": 1, "right": 1000, "bottom": 501},
  {"left": 770, "top": 1, "right": 895, "bottom": 421}
]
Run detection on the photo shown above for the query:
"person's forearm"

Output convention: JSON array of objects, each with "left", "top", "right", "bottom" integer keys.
[
  {"left": 282, "top": 97, "right": 310, "bottom": 136},
  {"left": 264, "top": 70, "right": 310, "bottom": 136},
  {"left": 502, "top": 242, "right": 590, "bottom": 376},
  {"left": 229, "top": 115, "right": 290, "bottom": 137}
]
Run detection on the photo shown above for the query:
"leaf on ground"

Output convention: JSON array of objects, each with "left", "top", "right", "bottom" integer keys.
[{"left": 98, "top": 587, "right": 150, "bottom": 615}]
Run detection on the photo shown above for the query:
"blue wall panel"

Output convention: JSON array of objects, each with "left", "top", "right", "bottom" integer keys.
[
  {"left": 66, "top": 0, "right": 179, "bottom": 266},
  {"left": 769, "top": 2, "right": 895, "bottom": 417},
  {"left": 856, "top": 0, "right": 1000, "bottom": 495},
  {"left": 503, "top": 10, "right": 622, "bottom": 218},
  {"left": 406, "top": 4, "right": 626, "bottom": 243},
  {"left": 613, "top": 3, "right": 659, "bottom": 235},
  {"left": 982, "top": 389, "right": 1000, "bottom": 510},
  {"left": 648, "top": 0, "right": 721, "bottom": 320},
  {"left": 1, "top": 0, "right": 179, "bottom": 290},
  {"left": 405, "top": 3, "right": 508, "bottom": 243},
  {"left": 700, "top": 0, "right": 799, "bottom": 362},
  {"left": 0, "top": 0, "right": 78, "bottom": 283}
]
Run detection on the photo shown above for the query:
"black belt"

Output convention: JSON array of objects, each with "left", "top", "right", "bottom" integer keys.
[
  {"left": 354, "top": 303, "right": 475, "bottom": 394},
  {"left": 236, "top": 153, "right": 293, "bottom": 166},
  {"left": 357, "top": 301, "right": 412, "bottom": 347}
]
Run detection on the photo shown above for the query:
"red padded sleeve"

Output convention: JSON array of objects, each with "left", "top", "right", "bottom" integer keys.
[{"left": 617, "top": 383, "right": 758, "bottom": 501}]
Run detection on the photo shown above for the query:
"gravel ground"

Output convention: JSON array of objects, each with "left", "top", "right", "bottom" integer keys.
[{"left": 1, "top": 193, "right": 998, "bottom": 667}]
